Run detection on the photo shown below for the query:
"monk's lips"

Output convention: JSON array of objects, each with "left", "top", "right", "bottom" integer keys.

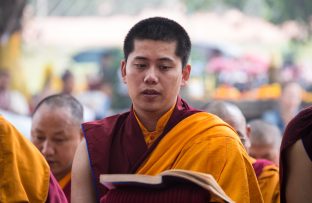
[{"left": 142, "top": 90, "right": 160, "bottom": 95}]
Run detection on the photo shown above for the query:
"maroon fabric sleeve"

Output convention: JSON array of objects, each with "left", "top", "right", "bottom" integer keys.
[
  {"left": 46, "top": 174, "right": 68, "bottom": 203},
  {"left": 302, "top": 133, "right": 312, "bottom": 161},
  {"left": 252, "top": 159, "right": 275, "bottom": 178},
  {"left": 82, "top": 112, "right": 148, "bottom": 200},
  {"left": 280, "top": 105, "right": 312, "bottom": 203},
  {"left": 100, "top": 184, "right": 211, "bottom": 203}
]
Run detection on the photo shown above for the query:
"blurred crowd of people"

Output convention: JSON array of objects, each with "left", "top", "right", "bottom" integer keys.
[{"left": 0, "top": 46, "right": 308, "bottom": 139}]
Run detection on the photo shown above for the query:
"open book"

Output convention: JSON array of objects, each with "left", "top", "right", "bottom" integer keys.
[{"left": 100, "top": 169, "right": 234, "bottom": 203}]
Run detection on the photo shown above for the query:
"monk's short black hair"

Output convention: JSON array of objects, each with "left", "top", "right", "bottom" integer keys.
[{"left": 123, "top": 17, "right": 191, "bottom": 68}]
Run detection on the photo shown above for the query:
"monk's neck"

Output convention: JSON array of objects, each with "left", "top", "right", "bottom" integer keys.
[
  {"left": 54, "top": 169, "right": 70, "bottom": 182},
  {"left": 134, "top": 110, "right": 165, "bottom": 132}
]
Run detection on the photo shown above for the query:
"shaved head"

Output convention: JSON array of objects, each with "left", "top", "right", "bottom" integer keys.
[
  {"left": 248, "top": 119, "right": 281, "bottom": 148},
  {"left": 248, "top": 119, "right": 282, "bottom": 165},
  {"left": 206, "top": 101, "right": 250, "bottom": 150}
]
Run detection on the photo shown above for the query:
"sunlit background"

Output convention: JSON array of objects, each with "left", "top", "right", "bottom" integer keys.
[{"left": 1, "top": 0, "right": 312, "bottom": 137}]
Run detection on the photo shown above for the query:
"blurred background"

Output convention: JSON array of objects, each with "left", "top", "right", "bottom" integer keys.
[{"left": 1, "top": 0, "right": 312, "bottom": 137}]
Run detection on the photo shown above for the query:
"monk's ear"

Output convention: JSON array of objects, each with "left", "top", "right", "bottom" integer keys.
[
  {"left": 121, "top": 60, "right": 127, "bottom": 84},
  {"left": 181, "top": 64, "right": 191, "bottom": 86},
  {"left": 246, "top": 124, "right": 251, "bottom": 139}
]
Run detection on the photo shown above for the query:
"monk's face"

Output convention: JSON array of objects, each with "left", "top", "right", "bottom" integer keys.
[
  {"left": 121, "top": 39, "right": 190, "bottom": 116},
  {"left": 249, "top": 144, "right": 279, "bottom": 165},
  {"left": 31, "top": 105, "right": 82, "bottom": 180}
]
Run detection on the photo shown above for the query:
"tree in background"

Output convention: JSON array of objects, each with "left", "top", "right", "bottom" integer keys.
[
  {"left": 26, "top": 0, "right": 312, "bottom": 36},
  {"left": 180, "top": 0, "right": 312, "bottom": 37}
]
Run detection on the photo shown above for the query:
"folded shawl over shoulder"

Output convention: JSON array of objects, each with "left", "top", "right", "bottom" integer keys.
[
  {"left": 0, "top": 115, "right": 67, "bottom": 203},
  {"left": 280, "top": 105, "right": 312, "bottom": 203}
]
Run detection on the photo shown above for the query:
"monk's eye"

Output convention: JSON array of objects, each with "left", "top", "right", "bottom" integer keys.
[
  {"left": 35, "top": 135, "right": 45, "bottom": 142},
  {"left": 134, "top": 63, "right": 147, "bottom": 69},
  {"left": 53, "top": 138, "right": 66, "bottom": 143},
  {"left": 159, "top": 65, "right": 171, "bottom": 71}
]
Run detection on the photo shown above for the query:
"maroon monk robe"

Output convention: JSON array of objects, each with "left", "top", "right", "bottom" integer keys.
[
  {"left": 101, "top": 184, "right": 211, "bottom": 203},
  {"left": 82, "top": 97, "right": 200, "bottom": 202},
  {"left": 252, "top": 159, "right": 275, "bottom": 178},
  {"left": 62, "top": 180, "right": 71, "bottom": 203},
  {"left": 46, "top": 174, "right": 68, "bottom": 203},
  {"left": 280, "top": 105, "right": 312, "bottom": 203}
]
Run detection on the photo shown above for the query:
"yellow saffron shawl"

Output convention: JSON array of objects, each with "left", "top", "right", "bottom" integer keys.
[{"left": 0, "top": 116, "right": 50, "bottom": 202}]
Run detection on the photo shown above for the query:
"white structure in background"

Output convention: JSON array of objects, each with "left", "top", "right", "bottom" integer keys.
[
  {"left": 22, "top": 9, "right": 289, "bottom": 49},
  {"left": 0, "top": 109, "right": 31, "bottom": 139},
  {"left": 0, "top": 107, "right": 95, "bottom": 140}
]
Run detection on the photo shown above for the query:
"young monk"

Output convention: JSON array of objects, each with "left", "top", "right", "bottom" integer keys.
[
  {"left": 0, "top": 115, "right": 67, "bottom": 202},
  {"left": 206, "top": 101, "right": 280, "bottom": 203},
  {"left": 280, "top": 105, "right": 312, "bottom": 203},
  {"left": 71, "top": 17, "right": 263, "bottom": 203},
  {"left": 31, "top": 94, "right": 84, "bottom": 202}
]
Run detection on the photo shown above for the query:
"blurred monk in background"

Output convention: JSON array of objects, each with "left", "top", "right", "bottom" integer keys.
[
  {"left": 207, "top": 101, "right": 280, "bottom": 203},
  {"left": 31, "top": 94, "right": 83, "bottom": 202}
]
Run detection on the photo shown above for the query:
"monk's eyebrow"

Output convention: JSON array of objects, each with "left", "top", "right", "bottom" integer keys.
[
  {"left": 133, "top": 56, "right": 148, "bottom": 61},
  {"left": 158, "top": 57, "right": 174, "bottom": 63}
]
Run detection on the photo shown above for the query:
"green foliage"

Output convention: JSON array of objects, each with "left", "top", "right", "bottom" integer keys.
[
  {"left": 181, "top": 0, "right": 213, "bottom": 13},
  {"left": 25, "top": 0, "right": 312, "bottom": 26},
  {"left": 181, "top": 0, "right": 248, "bottom": 13},
  {"left": 263, "top": 0, "right": 312, "bottom": 24},
  {"left": 180, "top": 0, "right": 312, "bottom": 26}
]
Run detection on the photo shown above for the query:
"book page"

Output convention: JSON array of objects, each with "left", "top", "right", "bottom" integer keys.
[{"left": 100, "top": 174, "right": 162, "bottom": 189}]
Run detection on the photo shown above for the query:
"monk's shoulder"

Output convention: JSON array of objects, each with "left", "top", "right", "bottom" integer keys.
[
  {"left": 82, "top": 112, "right": 130, "bottom": 132},
  {"left": 259, "top": 163, "right": 279, "bottom": 181},
  {"left": 190, "top": 112, "right": 240, "bottom": 140},
  {"left": 180, "top": 112, "right": 243, "bottom": 152}
]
